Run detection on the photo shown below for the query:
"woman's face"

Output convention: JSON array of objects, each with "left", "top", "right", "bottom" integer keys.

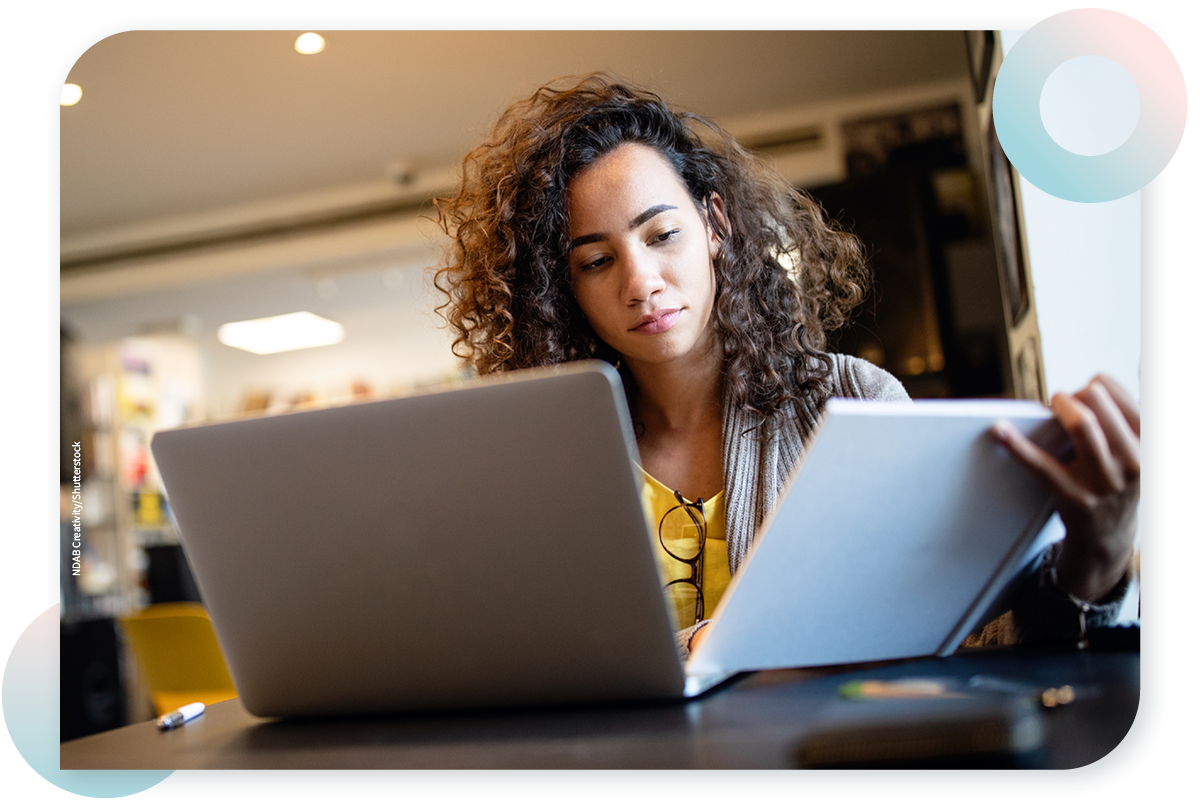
[{"left": 566, "top": 143, "right": 722, "bottom": 371}]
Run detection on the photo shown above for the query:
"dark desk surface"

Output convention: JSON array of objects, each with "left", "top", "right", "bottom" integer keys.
[{"left": 62, "top": 646, "right": 1137, "bottom": 770}]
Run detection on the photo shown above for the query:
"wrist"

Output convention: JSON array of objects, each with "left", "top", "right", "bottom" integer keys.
[{"left": 1052, "top": 538, "right": 1134, "bottom": 604}]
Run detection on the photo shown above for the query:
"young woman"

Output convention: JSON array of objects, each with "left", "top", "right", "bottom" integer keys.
[{"left": 434, "top": 73, "right": 1139, "bottom": 651}]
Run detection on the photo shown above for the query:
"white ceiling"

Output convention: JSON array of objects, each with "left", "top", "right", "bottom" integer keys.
[{"left": 61, "top": 30, "right": 969, "bottom": 238}]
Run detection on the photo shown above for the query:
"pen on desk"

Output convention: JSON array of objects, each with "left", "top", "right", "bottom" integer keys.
[
  {"left": 157, "top": 702, "right": 205, "bottom": 731},
  {"left": 838, "top": 679, "right": 963, "bottom": 700}
]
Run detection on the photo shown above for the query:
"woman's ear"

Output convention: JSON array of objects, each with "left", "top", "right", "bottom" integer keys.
[{"left": 706, "top": 193, "right": 728, "bottom": 258}]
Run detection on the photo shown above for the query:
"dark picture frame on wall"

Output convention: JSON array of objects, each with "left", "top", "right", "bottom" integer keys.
[
  {"left": 1014, "top": 336, "right": 1045, "bottom": 403},
  {"left": 965, "top": 30, "right": 995, "bottom": 104},
  {"left": 986, "top": 118, "right": 1030, "bottom": 328}
]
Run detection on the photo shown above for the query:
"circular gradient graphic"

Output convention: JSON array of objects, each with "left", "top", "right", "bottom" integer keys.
[
  {"left": 3, "top": 604, "right": 171, "bottom": 797},
  {"left": 993, "top": 8, "right": 1187, "bottom": 203},
  {"left": 1040, "top": 55, "right": 1140, "bottom": 156}
]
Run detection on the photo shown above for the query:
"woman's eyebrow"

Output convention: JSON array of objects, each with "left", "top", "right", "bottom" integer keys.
[
  {"left": 628, "top": 204, "right": 677, "bottom": 229},
  {"left": 569, "top": 204, "right": 679, "bottom": 251}
]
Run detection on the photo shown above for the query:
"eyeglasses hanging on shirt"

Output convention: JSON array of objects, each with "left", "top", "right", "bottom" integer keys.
[{"left": 659, "top": 490, "right": 707, "bottom": 628}]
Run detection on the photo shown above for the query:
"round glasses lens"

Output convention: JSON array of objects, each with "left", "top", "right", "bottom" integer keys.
[
  {"left": 665, "top": 580, "right": 702, "bottom": 629},
  {"left": 660, "top": 503, "right": 705, "bottom": 561}
]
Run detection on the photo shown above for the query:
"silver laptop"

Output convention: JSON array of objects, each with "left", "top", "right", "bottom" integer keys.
[{"left": 152, "top": 360, "right": 727, "bottom": 717}]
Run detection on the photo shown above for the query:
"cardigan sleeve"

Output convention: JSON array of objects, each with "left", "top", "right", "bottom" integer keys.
[{"left": 979, "top": 541, "right": 1133, "bottom": 646}]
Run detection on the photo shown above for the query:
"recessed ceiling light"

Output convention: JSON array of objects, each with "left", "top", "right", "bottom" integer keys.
[
  {"left": 295, "top": 32, "right": 326, "bottom": 55},
  {"left": 61, "top": 84, "right": 82, "bottom": 106},
  {"left": 217, "top": 312, "right": 344, "bottom": 355}
]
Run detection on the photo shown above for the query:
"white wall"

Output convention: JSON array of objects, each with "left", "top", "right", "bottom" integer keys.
[{"left": 1020, "top": 187, "right": 1141, "bottom": 398}]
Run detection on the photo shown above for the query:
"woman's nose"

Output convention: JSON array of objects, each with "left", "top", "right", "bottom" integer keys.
[{"left": 619, "top": 249, "right": 666, "bottom": 304}]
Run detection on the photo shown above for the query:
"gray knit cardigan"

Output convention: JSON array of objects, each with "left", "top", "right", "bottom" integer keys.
[
  {"left": 709, "top": 353, "right": 1130, "bottom": 649},
  {"left": 720, "top": 353, "right": 909, "bottom": 574}
]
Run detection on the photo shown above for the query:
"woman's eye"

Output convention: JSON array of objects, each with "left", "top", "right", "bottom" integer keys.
[
  {"left": 653, "top": 229, "right": 681, "bottom": 244},
  {"left": 579, "top": 255, "right": 609, "bottom": 272}
]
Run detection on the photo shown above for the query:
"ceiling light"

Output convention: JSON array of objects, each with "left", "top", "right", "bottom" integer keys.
[
  {"left": 217, "top": 312, "right": 344, "bottom": 355},
  {"left": 61, "top": 84, "right": 82, "bottom": 106},
  {"left": 294, "top": 32, "right": 326, "bottom": 55}
]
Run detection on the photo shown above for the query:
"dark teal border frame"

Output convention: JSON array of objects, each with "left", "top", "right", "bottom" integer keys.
[{"left": 44, "top": 14, "right": 1161, "bottom": 800}]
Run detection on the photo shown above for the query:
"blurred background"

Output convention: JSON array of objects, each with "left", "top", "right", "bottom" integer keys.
[{"left": 59, "top": 30, "right": 1035, "bottom": 736}]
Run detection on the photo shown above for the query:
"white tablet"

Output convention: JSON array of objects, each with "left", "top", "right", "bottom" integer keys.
[{"left": 690, "top": 399, "right": 1064, "bottom": 674}]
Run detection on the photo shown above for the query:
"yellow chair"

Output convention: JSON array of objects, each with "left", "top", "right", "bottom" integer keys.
[{"left": 118, "top": 602, "right": 239, "bottom": 716}]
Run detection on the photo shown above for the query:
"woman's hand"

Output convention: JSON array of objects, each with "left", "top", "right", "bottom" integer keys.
[{"left": 991, "top": 374, "right": 1140, "bottom": 604}]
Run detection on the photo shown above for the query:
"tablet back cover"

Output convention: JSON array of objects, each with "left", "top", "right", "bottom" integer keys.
[{"left": 689, "top": 399, "right": 1060, "bottom": 674}]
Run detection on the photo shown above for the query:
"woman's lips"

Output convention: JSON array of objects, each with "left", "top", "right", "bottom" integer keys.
[{"left": 631, "top": 309, "right": 681, "bottom": 334}]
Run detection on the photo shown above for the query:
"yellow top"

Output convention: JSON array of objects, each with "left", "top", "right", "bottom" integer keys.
[{"left": 637, "top": 464, "right": 730, "bottom": 631}]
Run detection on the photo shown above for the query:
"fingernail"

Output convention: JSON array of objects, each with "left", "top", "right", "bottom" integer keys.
[{"left": 990, "top": 421, "right": 1011, "bottom": 442}]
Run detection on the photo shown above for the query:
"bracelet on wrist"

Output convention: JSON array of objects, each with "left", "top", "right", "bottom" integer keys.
[{"left": 1047, "top": 564, "right": 1094, "bottom": 650}]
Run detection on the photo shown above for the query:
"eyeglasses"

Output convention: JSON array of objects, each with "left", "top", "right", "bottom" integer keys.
[{"left": 658, "top": 490, "right": 707, "bottom": 628}]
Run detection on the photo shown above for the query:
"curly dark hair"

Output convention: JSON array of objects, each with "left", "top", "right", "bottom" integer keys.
[{"left": 434, "top": 72, "right": 869, "bottom": 425}]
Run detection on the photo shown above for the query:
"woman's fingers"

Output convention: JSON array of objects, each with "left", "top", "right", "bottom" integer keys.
[
  {"left": 1073, "top": 379, "right": 1140, "bottom": 481},
  {"left": 996, "top": 375, "right": 1141, "bottom": 604},
  {"left": 991, "top": 420, "right": 1089, "bottom": 507},
  {"left": 1093, "top": 374, "right": 1140, "bottom": 437},
  {"left": 993, "top": 374, "right": 1140, "bottom": 499},
  {"left": 1050, "top": 392, "right": 1126, "bottom": 495}
]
